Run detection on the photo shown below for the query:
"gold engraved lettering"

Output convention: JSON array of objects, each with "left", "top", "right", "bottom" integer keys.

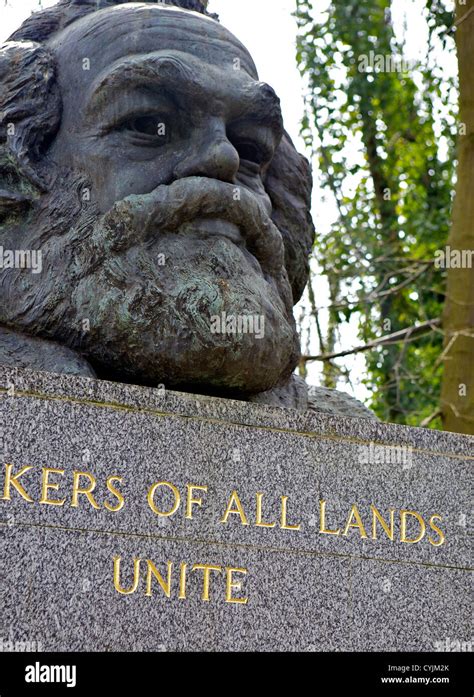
[
  {"left": 225, "top": 567, "right": 248, "bottom": 604},
  {"left": 342, "top": 504, "right": 368, "bottom": 538},
  {"left": 371, "top": 505, "right": 395, "bottom": 541},
  {"left": 192, "top": 563, "right": 222, "bottom": 601},
  {"left": 71, "top": 471, "right": 100, "bottom": 510},
  {"left": 145, "top": 560, "right": 172, "bottom": 597},
  {"left": 113, "top": 556, "right": 141, "bottom": 595},
  {"left": 104, "top": 475, "right": 125, "bottom": 512},
  {"left": 179, "top": 562, "right": 187, "bottom": 599},
  {"left": 400, "top": 510, "right": 426, "bottom": 544},
  {"left": 428, "top": 514, "right": 445, "bottom": 547},
  {"left": 280, "top": 495, "right": 301, "bottom": 531},
  {"left": 319, "top": 499, "right": 340, "bottom": 535},
  {"left": 185, "top": 484, "right": 207, "bottom": 519},
  {"left": 220, "top": 490, "right": 249, "bottom": 525},
  {"left": 256, "top": 492, "right": 276, "bottom": 528},
  {"left": 2, "top": 464, "right": 33, "bottom": 502},
  {"left": 40, "top": 468, "right": 65, "bottom": 507},
  {"left": 147, "top": 481, "right": 180, "bottom": 517}
]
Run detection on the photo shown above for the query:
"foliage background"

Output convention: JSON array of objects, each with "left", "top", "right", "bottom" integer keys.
[{"left": 294, "top": 0, "right": 458, "bottom": 428}]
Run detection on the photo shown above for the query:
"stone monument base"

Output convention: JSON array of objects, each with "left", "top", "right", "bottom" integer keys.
[{"left": 0, "top": 368, "right": 471, "bottom": 651}]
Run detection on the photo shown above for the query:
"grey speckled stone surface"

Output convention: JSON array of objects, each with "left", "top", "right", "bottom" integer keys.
[{"left": 0, "top": 367, "right": 472, "bottom": 651}]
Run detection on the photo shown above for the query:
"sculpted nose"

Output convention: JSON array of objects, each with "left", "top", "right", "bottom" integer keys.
[{"left": 174, "top": 125, "right": 240, "bottom": 183}]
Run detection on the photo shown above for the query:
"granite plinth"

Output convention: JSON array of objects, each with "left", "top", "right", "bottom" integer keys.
[{"left": 0, "top": 367, "right": 472, "bottom": 651}]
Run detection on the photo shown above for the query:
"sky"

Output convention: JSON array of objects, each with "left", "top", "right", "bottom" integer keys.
[{"left": 0, "top": 0, "right": 458, "bottom": 403}]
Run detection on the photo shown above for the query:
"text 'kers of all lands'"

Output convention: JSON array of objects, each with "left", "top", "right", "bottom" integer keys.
[{"left": 1, "top": 463, "right": 446, "bottom": 604}]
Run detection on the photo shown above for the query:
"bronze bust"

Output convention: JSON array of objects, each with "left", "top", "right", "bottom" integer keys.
[{"left": 0, "top": 0, "right": 374, "bottom": 418}]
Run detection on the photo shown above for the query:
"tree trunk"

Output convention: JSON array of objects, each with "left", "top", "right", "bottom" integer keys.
[
  {"left": 440, "top": 0, "right": 474, "bottom": 434},
  {"left": 359, "top": 85, "right": 405, "bottom": 422}
]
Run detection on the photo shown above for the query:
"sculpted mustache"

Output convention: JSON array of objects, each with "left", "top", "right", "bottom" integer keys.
[{"left": 96, "top": 176, "right": 285, "bottom": 275}]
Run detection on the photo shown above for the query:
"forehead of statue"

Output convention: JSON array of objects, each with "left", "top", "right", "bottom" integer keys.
[{"left": 48, "top": 4, "right": 258, "bottom": 82}]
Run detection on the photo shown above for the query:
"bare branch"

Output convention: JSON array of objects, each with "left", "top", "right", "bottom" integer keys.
[
  {"left": 302, "top": 318, "right": 441, "bottom": 362},
  {"left": 454, "top": 6, "right": 474, "bottom": 27},
  {"left": 420, "top": 409, "right": 442, "bottom": 428}
]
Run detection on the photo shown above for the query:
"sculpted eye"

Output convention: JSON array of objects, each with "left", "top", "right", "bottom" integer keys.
[
  {"left": 234, "top": 141, "right": 266, "bottom": 166},
  {"left": 121, "top": 115, "right": 170, "bottom": 144}
]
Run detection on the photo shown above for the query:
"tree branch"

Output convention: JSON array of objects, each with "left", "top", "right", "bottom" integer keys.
[
  {"left": 420, "top": 409, "right": 442, "bottom": 428},
  {"left": 302, "top": 318, "right": 441, "bottom": 362}
]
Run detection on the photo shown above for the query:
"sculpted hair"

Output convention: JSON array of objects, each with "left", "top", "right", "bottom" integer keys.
[
  {"left": 0, "top": 42, "right": 61, "bottom": 220},
  {"left": 0, "top": 0, "right": 314, "bottom": 304}
]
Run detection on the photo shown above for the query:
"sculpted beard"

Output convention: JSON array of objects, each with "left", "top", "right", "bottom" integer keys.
[{"left": 2, "top": 169, "right": 299, "bottom": 395}]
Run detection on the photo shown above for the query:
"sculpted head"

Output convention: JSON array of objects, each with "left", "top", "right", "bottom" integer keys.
[{"left": 0, "top": 0, "right": 313, "bottom": 400}]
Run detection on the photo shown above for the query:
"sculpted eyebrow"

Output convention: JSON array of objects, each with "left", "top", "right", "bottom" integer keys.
[
  {"left": 242, "top": 87, "right": 284, "bottom": 137},
  {"left": 89, "top": 88, "right": 177, "bottom": 130},
  {"left": 86, "top": 57, "right": 197, "bottom": 116},
  {"left": 86, "top": 58, "right": 283, "bottom": 139}
]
